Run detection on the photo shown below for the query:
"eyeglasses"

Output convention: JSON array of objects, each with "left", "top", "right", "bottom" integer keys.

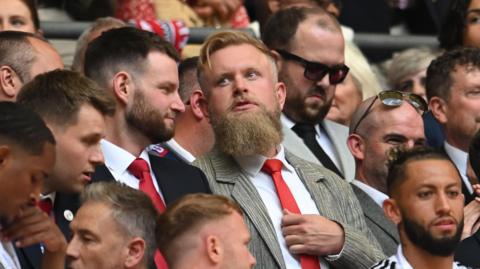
[
  {"left": 276, "top": 49, "right": 349, "bottom": 84},
  {"left": 351, "top": 90, "right": 428, "bottom": 134}
]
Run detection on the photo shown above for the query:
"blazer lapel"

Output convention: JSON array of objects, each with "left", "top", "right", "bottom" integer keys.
[
  {"left": 351, "top": 185, "right": 399, "bottom": 243},
  {"left": 211, "top": 152, "right": 286, "bottom": 269},
  {"left": 149, "top": 154, "right": 178, "bottom": 205}
]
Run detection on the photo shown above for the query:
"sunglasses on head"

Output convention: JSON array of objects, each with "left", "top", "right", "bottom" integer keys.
[
  {"left": 276, "top": 49, "right": 349, "bottom": 84},
  {"left": 351, "top": 90, "right": 428, "bottom": 134}
]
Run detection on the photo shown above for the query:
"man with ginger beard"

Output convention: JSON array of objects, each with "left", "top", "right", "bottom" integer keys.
[
  {"left": 194, "top": 30, "right": 384, "bottom": 269},
  {"left": 371, "top": 147, "right": 469, "bottom": 269}
]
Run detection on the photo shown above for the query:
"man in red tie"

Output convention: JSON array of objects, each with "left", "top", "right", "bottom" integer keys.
[
  {"left": 193, "top": 30, "right": 385, "bottom": 269},
  {"left": 6, "top": 69, "right": 116, "bottom": 269},
  {"left": 83, "top": 27, "right": 211, "bottom": 269}
]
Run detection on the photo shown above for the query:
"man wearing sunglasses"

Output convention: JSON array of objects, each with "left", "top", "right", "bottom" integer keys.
[
  {"left": 262, "top": 7, "right": 355, "bottom": 180},
  {"left": 346, "top": 90, "right": 428, "bottom": 256}
]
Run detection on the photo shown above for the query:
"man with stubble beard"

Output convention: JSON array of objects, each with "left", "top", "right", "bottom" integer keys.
[
  {"left": 262, "top": 7, "right": 355, "bottom": 180},
  {"left": 84, "top": 27, "right": 211, "bottom": 268}
]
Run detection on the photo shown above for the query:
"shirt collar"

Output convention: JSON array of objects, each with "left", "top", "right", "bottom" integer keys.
[
  {"left": 101, "top": 139, "right": 151, "bottom": 178},
  {"left": 351, "top": 179, "right": 389, "bottom": 208},
  {"left": 444, "top": 142, "right": 468, "bottom": 175},
  {"left": 281, "top": 113, "right": 324, "bottom": 137},
  {"left": 165, "top": 139, "right": 196, "bottom": 163},
  {"left": 234, "top": 145, "right": 295, "bottom": 177}
]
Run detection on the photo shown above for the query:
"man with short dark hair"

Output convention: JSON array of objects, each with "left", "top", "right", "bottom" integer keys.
[
  {"left": 12, "top": 69, "right": 116, "bottom": 269},
  {"left": 346, "top": 91, "right": 427, "bottom": 255},
  {"left": 0, "top": 31, "right": 63, "bottom": 101},
  {"left": 84, "top": 27, "right": 211, "bottom": 268},
  {"left": 0, "top": 101, "right": 57, "bottom": 269},
  {"left": 195, "top": 30, "right": 384, "bottom": 269},
  {"left": 427, "top": 47, "right": 480, "bottom": 204},
  {"left": 149, "top": 56, "right": 214, "bottom": 162},
  {"left": 262, "top": 7, "right": 354, "bottom": 179},
  {"left": 371, "top": 147, "right": 469, "bottom": 269},
  {"left": 156, "top": 194, "right": 256, "bottom": 269},
  {"left": 67, "top": 181, "right": 158, "bottom": 269}
]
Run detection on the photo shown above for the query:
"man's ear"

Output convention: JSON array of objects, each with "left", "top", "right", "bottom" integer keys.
[
  {"left": 0, "top": 145, "right": 11, "bottom": 168},
  {"left": 205, "top": 235, "right": 222, "bottom": 265},
  {"left": 429, "top": 96, "right": 447, "bottom": 125},
  {"left": 275, "top": 82, "right": 286, "bottom": 110},
  {"left": 346, "top": 134, "right": 366, "bottom": 161},
  {"left": 124, "top": 237, "right": 146, "bottom": 268},
  {"left": 0, "top": 66, "right": 22, "bottom": 100},
  {"left": 383, "top": 198, "right": 402, "bottom": 225},
  {"left": 190, "top": 90, "right": 208, "bottom": 120},
  {"left": 112, "top": 71, "right": 133, "bottom": 106},
  {"left": 270, "top": 50, "right": 283, "bottom": 72}
]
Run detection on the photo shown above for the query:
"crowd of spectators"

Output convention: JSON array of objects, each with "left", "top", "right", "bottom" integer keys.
[{"left": 1, "top": 0, "right": 480, "bottom": 269}]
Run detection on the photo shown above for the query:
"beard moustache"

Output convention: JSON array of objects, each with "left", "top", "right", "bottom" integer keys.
[
  {"left": 125, "top": 89, "right": 175, "bottom": 144},
  {"left": 210, "top": 101, "right": 283, "bottom": 156},
  {"left": 402, "top": 214, "right": 463, "bottom": 256}
]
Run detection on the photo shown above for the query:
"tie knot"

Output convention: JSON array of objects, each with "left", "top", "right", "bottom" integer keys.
[
  {"left": 128, "top": 158, "right": 150, "bottom": 180},
  {"left": 38, "top": 198, "right": 53, "bottom": 215},
  {"left": 292, "top": 123, "right": 316, "bottom": 138},
  {"left": 262, "top": 159, "right": 283, "bottom": 175}
]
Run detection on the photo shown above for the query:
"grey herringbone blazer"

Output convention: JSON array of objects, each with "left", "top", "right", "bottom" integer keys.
[{"left": 194, "top": 148, "right": 385, "bottom": 269}]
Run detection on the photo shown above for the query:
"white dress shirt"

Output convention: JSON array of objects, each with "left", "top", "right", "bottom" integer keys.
[
  {"left": 0, "top": 241, "right": 20, "bottom": 269},
  {"left": 101, "top": 139, "right": 165, "bottom": 201},
  {"left": 234, "top": 145, "right": 342, "bottom": 269},
  {"left": 352, "top": 180, "right": 389, "bottom": 208},
  {"left": 281, "top": 114, "right": 342, "bottom": 169},
  {"left": 444, "top": 142, "right": 474, "bottom": 194}
]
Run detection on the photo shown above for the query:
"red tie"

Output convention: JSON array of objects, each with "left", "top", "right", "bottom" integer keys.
[
  {"left": 37, "top": 198, "right": 53, "bottom": 216},
  {"left": 262, "top": 159, "right": 321, "bottom": 269},
  {"left": 128, "top": 158, "right": 169, "bottom": 269},
  {"left": 128, "top": 158, "right": 166, "bottom": 213}
]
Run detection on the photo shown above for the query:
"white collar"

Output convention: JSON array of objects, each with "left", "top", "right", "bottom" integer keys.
[
  {"left": 100, "top": 139, "right": 151, "bottom": 179},
  {"left": 444, "top": 142, "right": 467, "bottom": 174},
  {"left": 281, "top": 114, "right": 325, "bottom": 137},
  {"left": 395, "top": 245, "right": 413, "bottom": 269},
  {"left": 165, "top": 139, "right": 196, "bottom": 163},
  {"left": 351, "top": 179, "right": 389, "bottom": 208},
  {"left": 233, "top": 145, "right": 295, "bottom": 178}
]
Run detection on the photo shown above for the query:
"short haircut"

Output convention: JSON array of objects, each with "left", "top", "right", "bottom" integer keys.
[
  {"left": 438, "top": 0, "right": 471, "bottom": 51},
  {"left": 17, "top": 69, "right": 115, "bottom": 127},
  {"left": 178, "top": 56, "right": 200, "bottom": 103},
  {"left": 0, "top": 101, "right": 55, "bottom": 155},
  {"left": 426, "top": 47, "right": 480, "bottom": 102},
  {"left": 84, "top": 27, "right": 180, "bottom": 88},
  {"left": 81, "top": 182, "right": 158, "bottom": 265},
  {"left": 71, "top": 17, "right": 126, "bottom": 73},
  {"left": 0, "top": 31, "right": 45, "bottom": 83},
  {"left": 156, "top": 194, "right": 243, "bottom": 267},
  {"left": 20, "top": 0, "right": 40, "bottom": 31},
  {"left": 261, "top": 7, "right": 341, "bottom": 51},
  {"left": 386, "top": 146, "right": 452, "bottom": 197},
  {"left": 197, "top": 30, "right": 277, "bottom": 94}
]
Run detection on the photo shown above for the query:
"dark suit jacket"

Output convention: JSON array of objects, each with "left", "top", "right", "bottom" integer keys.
[
  {"left": 16, "top": 192, "right": 80, "bottom": 269},
  {"left": 442, "top": 146, "right": 476, "bottom": 205},
  {"left": 351, "top": 184, "right": 399, "bottom": 256},
  {"left": 455, "top": 230, "right": 480, "bottom": 267},
  {"left": 92, "top": 153, "right": 211, "bottom": 205},
  {"left": 17, "top": 154, "right": 210, "bottom": 269}
]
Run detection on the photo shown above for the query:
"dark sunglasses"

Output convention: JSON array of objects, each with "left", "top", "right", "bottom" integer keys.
[
  {"left": 352, "top": 90, "right": 428, "bottom": 134},
  {"left": 276, "top": 49, "right": 349, "bottom": 84}
]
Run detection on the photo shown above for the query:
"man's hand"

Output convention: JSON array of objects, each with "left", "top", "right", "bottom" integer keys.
[
  {"left": 281, "top": 209, "right": 345, "bottom": 256},
  {"left": 1, "top": 206, "right": 66, "bottom": 253},
  {"left": 463, "top": 184, "right": 480, "bottom": 239}
]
